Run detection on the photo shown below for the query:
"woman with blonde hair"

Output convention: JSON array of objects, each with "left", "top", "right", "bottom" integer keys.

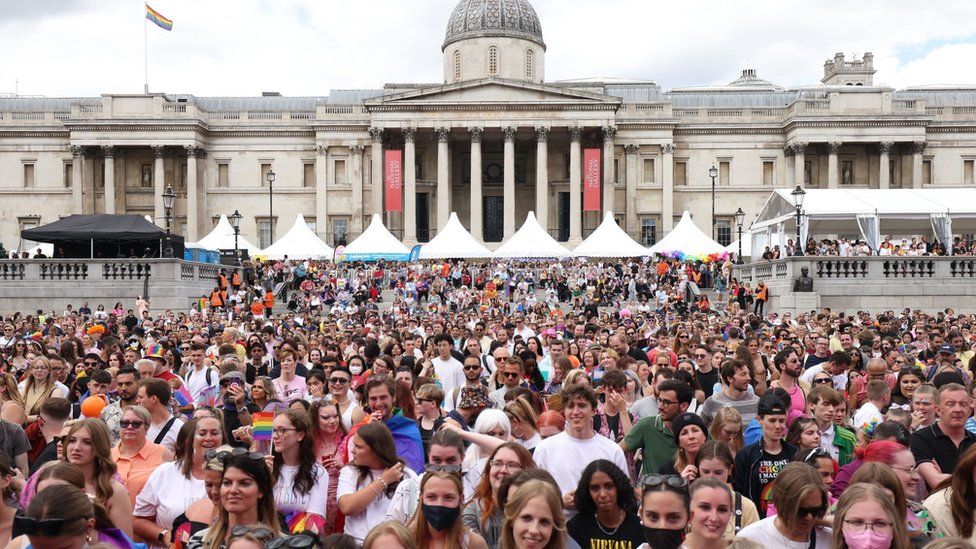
[
  {"left": 63, "top": 418, "right": 133, "bottom": 537},
  {"left": 736, "top": 462, "right": 831, "bottom": 547},
  {"left": 362, "top": 520, "right": 417, "bottom": 549},
  {"left": 18, "top": 355, "right": 67, "bottom": 422},
  {"left": 708, "top": 407, "right": 744, "bottom": 455},
  {"left": 832, "top": 482, "right": 911, "bottom": 549},
  {"left": 505, "top": 396, "right": 541, "bottom": 450},
  {"left": 408, "top": 471, "right": 488, "bottom": 549},
  {"left": 500, "top": 479, "right": 566, "bottom": 549},
  {"left": 0, "top": 372, "right": 26, "bottom": 425}
]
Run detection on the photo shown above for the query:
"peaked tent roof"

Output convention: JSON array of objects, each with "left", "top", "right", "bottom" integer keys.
[
  {"left": 420, "top": 212, "right": 493, "bottom": 259},
  {"left": 494, "top": 211, "right": 571, "bottom": 258},
  {"left": 194, "top": 215, "right": 261, "bottom": 255},
  {"left": 261, "top": 214, "right": 335, "bottom": 260},
  {"left": 573, "top": 211, "right": 649, "bottom": 257},
  {"left": 342, "top": 214, "right": 410, "bottom": 260},
  {"left": 22, "top": 214, "right": 166, "bottom": 242},
  {"left": 648, "top": 211, "right": 726, "bottom": 256}
]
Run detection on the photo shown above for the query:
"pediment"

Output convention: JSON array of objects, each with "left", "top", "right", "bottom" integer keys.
[{"left": 365, "top": 78, "right": 621, "bottom": 108}]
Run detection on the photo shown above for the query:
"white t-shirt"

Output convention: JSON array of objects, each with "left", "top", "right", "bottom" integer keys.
[
  {"left": 736, "top": 516, "right": 832, "bottom": 548},
  {"left": 532, "top": 431, "right": 629, "bottom": 495},
  {"left": 133, "top": 461, "right": 207, "bottom": 530},
  {"left": 338, "top": 465, "right": 418, "bottom": 544},
  {"left": 184, "top": 365, "right": 218, "bottom": 404},
  {"left": 798, "top": 364, "right": 848, "bottom": 393},
  {"left": 853, "top": 401, "right": 884, "bottom": 431},
  {"left": 432, "top": 355, "right": 464, "bottom": 411},
  {"left": 274, "top": 463, "right": 330, "bottom": 517},
  {"left": 147, "top": 414, "right": 185, "bottom": 454}
]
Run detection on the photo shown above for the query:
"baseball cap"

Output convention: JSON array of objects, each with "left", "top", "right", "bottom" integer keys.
[
  {"left": 757, "top": 393, "right": 788, "bottom": 416},
  {"left": 937, "top": 344, "right": 956, "bottom": 355}
]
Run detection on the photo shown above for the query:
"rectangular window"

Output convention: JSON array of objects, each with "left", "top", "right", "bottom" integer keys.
[
  {"left": 305, "top": 218, "right": 316, "bottom": 234},
  {"left": 334, "top": 159, "right": 347, "bottom": 185},
  {"left": 643, "top": 158, "right": 655, "bottom": 183},
  {"left": 762, "top": 161, "right": 774, "bottom": 186},
  {"left": 564, "top": 153, "right": 570, "bottom": 180},
  {"left": 613, "top": 158, "right": 620, "bottom": 184},
  {"left": 640, "top": 218, "right": 657, "bottom": 246},
  {"left": 719, "top": 161, "right": 730, "bottom": 186},
  {"left": 965, "top": 160, "right": 975, "bottom": 185},
  {"left": 717, "top": 220, "right": 732, "bottom": 247},
  {"left": 19, "top": 217, "right": 41, "bottom": 251},
  {"left": 923, "top": 160, "right": 932, "bottom": 185},
  {"left": 23, "top": 163, "right": 35, "bottom": 188},
  {"left": 806, "top": 161, "right": 815, "bottom": 185},
  {"left": 64, "top": 162, "right": 72, "bottom": 188},
  {"left": 218, "top": 163, "right": 229, "bottom": 188},
  {"left": 332, "top": 217, "right": 349, "bottom": 246},
  {"left": 303, "top": 163, "right": 315, "bottom": 188},
  {"left": 257, "top": 219, "right": 273, "bottom": 249},
  {"left": 177, "top": 163, "right": 187, "bottom": 189},
  {"left": 889, "top": 160, "right": 897, "bottom": 187},
  {"left": 674, "top": 161, "right": 687, "bottom": 186},
  {"left": 260, "top": 163, "right": 272, "bottom": 187}
]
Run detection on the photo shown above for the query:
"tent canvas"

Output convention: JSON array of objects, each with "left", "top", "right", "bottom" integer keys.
[
  {"left": 20, "top": 214, "right": 184, "bottom": 258},
  {"left": 648, "top": 211, "right": 726, "bottom": 257},
  {"left": 419, "top": 212, "right": 492, "bottom": 259},
  {"left": 341, "top": 214, "right": 410, "bottom": 261},
  {"left": 194, "top": 215, "right": 262, "bottom": 255},
  {"left": 494, "top": 211, "right": 571, "bottom": 258},
  {"left": 573, "top": 211, "right": 649, "bottom": 257},
  {"left": 261, "top": 214, "right": 335, "bottom": 260}
]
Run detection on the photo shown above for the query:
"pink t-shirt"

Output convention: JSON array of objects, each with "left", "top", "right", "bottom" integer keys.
[{"left": 273, "top": 376, "right": 307, "bottom": 402}]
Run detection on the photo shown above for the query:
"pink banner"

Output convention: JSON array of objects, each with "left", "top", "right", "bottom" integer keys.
[
  {"left": 583, "top": 148, "right": 601, "bottom": 211},
  {"left": 385, "top": 150, "right": 403, "bottom": 212}
]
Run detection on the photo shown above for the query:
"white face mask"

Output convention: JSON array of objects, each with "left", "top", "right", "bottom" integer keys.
[{"left": 349, "top": 365, "right": 363, "bottom": 375}]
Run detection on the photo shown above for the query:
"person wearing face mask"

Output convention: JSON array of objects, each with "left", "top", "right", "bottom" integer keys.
[
  {"left": 635, "top": 474, "right": 690, "bottom": 549},
  {"left": 831, "top": 483, "right": 910, "bottom": 549},
  {"left": 408, "top": 471, "right": 488, "bottom": 549},
  {"left": 735, "top": 462, "right": 832, "bottom": 548}
]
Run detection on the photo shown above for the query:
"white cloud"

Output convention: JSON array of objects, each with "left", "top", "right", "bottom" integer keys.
[{"left": 1, "top": 0, "right": 974, "bottom": 97}]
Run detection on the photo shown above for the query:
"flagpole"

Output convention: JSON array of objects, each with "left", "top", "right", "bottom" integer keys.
[{"left": 144, "top": 6, "right": 149, "bottom": 94}]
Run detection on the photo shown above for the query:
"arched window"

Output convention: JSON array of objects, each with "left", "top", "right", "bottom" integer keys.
[
  {"left": 453, "top": 50, "right": 462, "bottom": 82},
  {"left": 488, "top": 46, "right": 498, "bottom": 76},
  {"left": 525, "top": 49, "right": 534, "bottom": 79}
]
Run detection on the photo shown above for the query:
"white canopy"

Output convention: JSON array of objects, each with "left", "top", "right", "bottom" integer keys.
[
  {"left": 193, "top": 215, "right": 261, "bottom": 255},
  {"left": 419, "top": 212, "right": 492, "bottom": 259},
  {"left": 494, "top": 211, "right": 571, "bottom": 258},
  {"left": 726, "top": 230, "right": 786, "bottom": 258},
  {"left": 261, "top": 214, "right": 335, "bottom": 260},
  {"left": 573, "top": 211, "right": 649, "bottom": 257},
  {"left": 648, "top": 211, "right": 726, "bottom": 257},
  {"left": 341, "top": 214, "right": 410, "bottom": 261}
]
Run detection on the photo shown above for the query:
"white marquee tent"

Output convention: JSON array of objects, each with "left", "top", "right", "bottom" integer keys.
[
  {"left": 341, "top": 214, "right": 410, "bottom": 261},
  {"left": 261, "top": 214, "right": 335, "bottom": 260},
  {"left": 193, "top": 215, "right": 261, "bottom": 255},
  {"left": 420, "top": 212, "right": 493, "bottom": 259},
  {"left": 648, "top": 211, "right": 726, "bottom": 257},
  {"left": 751, "top": 188, "right": 976, "bottom": 254},
  {"left": 573, "top": 211, "right": 649, "bottom": 257},
  {"left": 494, "top": 211, "right": 571, "bottom": 258}
]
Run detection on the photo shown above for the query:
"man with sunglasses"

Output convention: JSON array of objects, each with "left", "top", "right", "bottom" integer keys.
[{"left": 489, "top": 357, "right": 525, "bottom": 409}]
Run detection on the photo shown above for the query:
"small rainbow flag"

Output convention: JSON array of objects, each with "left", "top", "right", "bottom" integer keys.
[
  {"left": 252, "top": 411, "right": 274, "bottom": 440},
  {"left": 145, "top": 4, "right": 173, "bottom": 31}
]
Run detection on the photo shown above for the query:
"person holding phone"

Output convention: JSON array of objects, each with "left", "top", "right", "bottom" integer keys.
[{"left": 219, "top": 372, "right": 257, "bottom": 447}]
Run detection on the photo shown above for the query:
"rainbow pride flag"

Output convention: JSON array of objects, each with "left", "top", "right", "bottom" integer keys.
[
  {"left": 252, "top": 411, "right": 274, "bottom": 440},
  {"left": 145, "top": 4, "right": 173, "bottom": 31}
]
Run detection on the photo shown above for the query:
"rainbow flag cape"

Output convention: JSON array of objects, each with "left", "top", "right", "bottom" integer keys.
[
  {"left": 252, "top": 411, "right": 274, "bottom": 440},
  {"left": 145, "top": 4, "right": 173, "bottom": 31},
  {"left": 195, "top": 384, "right": 221, "bottom": 408},
  {"left": 284, "top": 511, "right": 324, "bottom": 535}
]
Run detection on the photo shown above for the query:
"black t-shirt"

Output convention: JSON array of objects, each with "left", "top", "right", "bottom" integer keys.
[
  {"left": 696, "top": 368, "right": 719, "bottom": 399},
  {"left": 567, "top": 510, "right": 644, "bottom": 549},
  {"left": 224, "top": 402, "right": 260, "bottom": 448}
]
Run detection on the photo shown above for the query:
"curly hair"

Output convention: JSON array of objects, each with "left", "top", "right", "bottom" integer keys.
[{"left": 573, "top": 459, "right": 637, "bottom": 515}]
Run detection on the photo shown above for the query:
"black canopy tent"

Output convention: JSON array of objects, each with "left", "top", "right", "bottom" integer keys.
[{"left": 21, "top": 214, "right": 185, "bottom": 259}]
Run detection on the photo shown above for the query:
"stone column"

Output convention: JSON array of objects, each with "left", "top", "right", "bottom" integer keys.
[
  {"left": 152, "top": 146, "right": 165, "bottom": 223},
  {"left": 101, "top": 146, "right": 116, "bottom": 214},
  {"left": 785, "top": 145, "right": 795, "bottom": 187},
  {"left": 184, "top": 146, "right": 198, "bottom": 240},
  {"left": 624, "top": 144, "right": 639, "bottom": 236},
  {"left": 350, "top": 144, "right": 365, "bottom": 235},
  {"left": 535, "top": 126, "right": 550, "bottom": 232},
  {"left": 315, "top": 145, "right": 329, "bottom": 241},
  {"left": 912, "top": 142, "right": 926, "bottom": 188},
  {"left": 662, "top": 143, "right": 675, "bottom": 232},
  {"left": 793, "top": 142, "right": 806, "bottom": 187},
  {"left": 878, "top": 142, "right": 892, "bottom": 189},
  {"left": 569, "top": 127, "right": 583, "bottom": 243},
  {"left": 503, "top": 126, "right": 516, "bottom": 239},
  {"left": 71, "top": 146, "right": 83, "bottom": 213},
  {"left": 827, "top": 142, "right": 841, "bottom": 188},
  {"left": 602, "top": 126, "right": 617, "bottom": 214},
  {"left": 436, "top": 127, "right": 450, "bottom": 232},
  {"left": 369, "top": 128, "right": 384, "bottom": 218},
  {"left": 469, "top": 127, "right": 483, "bottom": 241},
  {"left": 403, "top": 127, "right": 417, "bottom": 243}
]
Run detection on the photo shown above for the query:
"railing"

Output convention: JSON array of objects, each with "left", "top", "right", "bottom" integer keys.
[
  {"left": 735, "top": 256, "right": 976, "bottom": 282},
  {"left": 0, "top": 264, "right": 24, "bottom": 280},
  {"left": 893, "top": 99, "right": 917, "bottom": 110},
  {"left": 12, "top": 112, "right": 45, "bottom": 120},
  {"left": 162, "top": 103, "right": 187, "bottom": 114},
  {"left": 79, "top": 104, "right": 102, "bottom": 114},
  {"left": 210, "top": 112, "right": 241, "bottom": 120},
  {"left": 247, "top": 112, "right": 283, "bottom": 120},
  {"left": 804, "top": 99, "right": 830, "bottom": 110},
  {"left": 816, "top": 259, "right": 869, "bottom": 278}
]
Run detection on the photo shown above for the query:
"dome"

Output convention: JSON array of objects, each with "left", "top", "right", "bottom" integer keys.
[
  {"left": 443, "top": 0, "right": 545, "bottom": 51},
  {"left": 728, "top": 68, "right": 782, "bottom": 90}
]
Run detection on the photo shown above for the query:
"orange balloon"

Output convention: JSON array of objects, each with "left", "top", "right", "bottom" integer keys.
[{"left": 81, "top": 396, "right": 106, "bottom": 418}]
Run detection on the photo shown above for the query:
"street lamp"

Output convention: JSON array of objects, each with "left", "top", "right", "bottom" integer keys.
[
  {"left": 162, "top": 185, "right": 176, "bottom": 258},
  {"left": 266, "top": 169, "right": 276, "bottom": 243},
  {"left": 229, "top": 209, "right": 242, "bottom": 265},
  {"left": 734, "top": 207, "right": 745, "bottom": 264},
  {"left": 708, "top": 165, "right": 718, "bottom": 240},
  {"left": 791, "top": 185, "right": 806, "bottom": 256}
]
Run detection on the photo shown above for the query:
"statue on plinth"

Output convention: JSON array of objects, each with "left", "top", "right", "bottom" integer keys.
[{"left": 793, "top": 266, "right": 814, "bottom": 292}]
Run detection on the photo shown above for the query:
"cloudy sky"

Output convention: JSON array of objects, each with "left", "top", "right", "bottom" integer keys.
[{"left": 2, "top": 0, "right": 976, "bottom": 97}]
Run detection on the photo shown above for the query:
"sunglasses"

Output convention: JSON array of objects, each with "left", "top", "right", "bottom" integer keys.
[
  {"left": 14, "top": 515, "right": 87, "bottom": 536},
  {"left": 502, "top": 372, "right": 520, "bottom": 379},
  {"left": 463, "top": 365, "right": 481, "bottom": 371},
  {"left": 230, "top": 525, "right": 274, "bottom": 542},
  {"left": 329, "top": 377, "right": 349, "bottom": 385},
  {"left": 265, "top": 534, "right": 316, "bottom": 549},
  {"left": 424, "top": 463, "right": 462, "bottom": 474},
  {"left": 205, "top": 447, "right": 264, "bottom": 463},
  {"left": 797, "top": 505, "right": 828, "bottom": 518},
  {"left": 119, "top": 420, "right": 145, "bottom": 429},
  {"left": 802, "top": 447, "right": 830, "bottom": 464}
]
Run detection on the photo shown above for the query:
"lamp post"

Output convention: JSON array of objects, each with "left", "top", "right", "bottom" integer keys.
[
  {"left": 708, "top": 165, "right": 718, "bottom": 240},
  {"left": 734, "top": 207, "right": 745, "bottom": 264},
  {"left": 162, "top": 185, "right": 176, "bottom": 258},
  {"left": 266, "top": 169, "right": 276, "bottom": 244},
  {"left": 791, "top": 185, "right": 806, "bottom": 256},
  {"left": 229, "top": 209, "right": 242, "bottom": 265}
]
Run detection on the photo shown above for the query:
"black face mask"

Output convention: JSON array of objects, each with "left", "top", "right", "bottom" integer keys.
[
  {"left": 643, "top": 526, "right": 685, "bottom": 549},
  {"left": 421, "top": 503, "right": 460, "bottom": 531}
]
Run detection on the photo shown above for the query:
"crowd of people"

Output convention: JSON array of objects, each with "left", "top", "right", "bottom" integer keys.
[
  {"left": 2, "top": 256, "right": 976, "bottom": 548},
  {"left": 759, "top": 235, "right": 976, "bottom": 259}
]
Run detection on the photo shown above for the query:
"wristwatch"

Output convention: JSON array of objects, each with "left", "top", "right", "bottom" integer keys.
[{"left": 157, "top": 530, "right": 169, "bottom": 544}]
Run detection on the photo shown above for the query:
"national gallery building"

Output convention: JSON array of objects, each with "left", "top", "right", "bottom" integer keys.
[{"left": 2, "top": 0, "right": 976, "bottom": 251}]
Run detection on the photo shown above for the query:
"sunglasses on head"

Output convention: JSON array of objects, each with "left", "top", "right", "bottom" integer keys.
[
  {"left": 424, "top": 463, "right": 462, "bottom": 475},
  {"left": 640, "top": 474, "right": 688, "bottom": 489},
  {"left": 14, "top": 514, "right": 87, "bottom": 537},
  {"left": 802, "top": 447, "right": 830, "bottom": 464},
  {"left": 230, "top": 525, "right": 274, "bottom": 542},
  {"left": 205, "top": 447, "right": 264, "bottom": 463}
]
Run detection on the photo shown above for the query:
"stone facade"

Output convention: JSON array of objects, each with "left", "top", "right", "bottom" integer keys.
[{"left": 2, "top": 0, "right": 976, "bottom": 252}]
